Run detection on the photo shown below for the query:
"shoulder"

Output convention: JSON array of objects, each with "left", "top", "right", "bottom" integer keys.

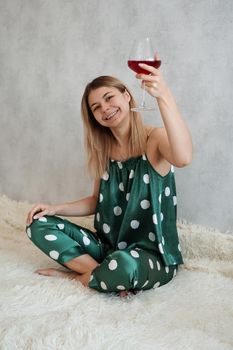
[
  {"left": 145, "top": 126, "right": 165, "bottom": 148},
  {"left": 145, "top": 126, "right": 171, "bottom": 174}
]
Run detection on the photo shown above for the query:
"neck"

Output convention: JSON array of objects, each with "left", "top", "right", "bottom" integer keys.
[{"left": 110, "top": 118, "right": 131, "bottom": 148}]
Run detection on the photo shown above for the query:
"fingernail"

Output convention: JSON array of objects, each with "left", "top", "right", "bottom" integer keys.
[{"left": 33, "top": 215, "right": 37, "bottom": 219}]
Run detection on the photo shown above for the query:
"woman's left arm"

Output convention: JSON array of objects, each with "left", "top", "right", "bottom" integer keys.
[{"left": 136, "top": 60, "right": 193, "bottom": 167}]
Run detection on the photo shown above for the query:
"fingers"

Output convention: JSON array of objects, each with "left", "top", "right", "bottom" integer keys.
[
  {"left": 26, "top": 204, "right": 47, "bottom": 226},
  {"left": 33, "top": 209, "right": 48, "bottom": 220},
  {"left": 135, "top": 63, "right": 163, "bottom": 99},
  {"left": 137, "top": 63, "right": 160, "bottom": 76},
  {"left": 141, "top": 81, "right": 159, "bottom": 89},
  {"left": 139, "top": 76, "right": 159, "bottom": 90},
  {"left": 136, "top": 73, "right": 160, "bottom": 82}
]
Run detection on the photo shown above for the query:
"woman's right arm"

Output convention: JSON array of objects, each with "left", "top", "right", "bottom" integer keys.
[{"left": 26, "top": 179, "right": 100, "bottom": 226}]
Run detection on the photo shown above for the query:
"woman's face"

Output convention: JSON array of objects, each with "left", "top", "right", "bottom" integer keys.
[{"left": 88, "top": 86, "right": 131, "bottom": 128}]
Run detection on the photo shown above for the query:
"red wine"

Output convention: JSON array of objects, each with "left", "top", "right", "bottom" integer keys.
[{"left": 128, "top": 60, "right": 161, "bottom": 74}]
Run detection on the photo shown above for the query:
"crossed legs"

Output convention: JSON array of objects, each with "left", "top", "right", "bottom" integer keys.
[{"left": 36, "top": 254, "right": 100, "bottom": 287}]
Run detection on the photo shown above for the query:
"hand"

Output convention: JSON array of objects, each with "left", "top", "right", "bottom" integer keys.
[
  {"left": 26, "top": 203, "right": 57, "bottom": 226},
  {"left": 136, "top": 53, "right": 170, "bottom": 100}
]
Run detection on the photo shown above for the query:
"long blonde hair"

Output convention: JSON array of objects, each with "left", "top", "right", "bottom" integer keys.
[{"left": 81, "top": 76, "right": 147, "bottom": 178}]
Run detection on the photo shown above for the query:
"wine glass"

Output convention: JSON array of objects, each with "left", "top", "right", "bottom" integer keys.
[{"left": 128, "top": 37, "right": 161, "bottom": 112}]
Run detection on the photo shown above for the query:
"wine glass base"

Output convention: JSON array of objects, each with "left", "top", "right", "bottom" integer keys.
[{"left": 131, "top": 106, "right": 155, "bottom": 112}]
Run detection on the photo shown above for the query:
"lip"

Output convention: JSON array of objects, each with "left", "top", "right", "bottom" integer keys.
[{"left": 104, "top": 108, "right": 120, "bottom": 121}]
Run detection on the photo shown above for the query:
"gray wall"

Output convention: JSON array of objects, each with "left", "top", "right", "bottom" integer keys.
[{"left": 0, "top": 0, "right": 233, "bottom": 232}]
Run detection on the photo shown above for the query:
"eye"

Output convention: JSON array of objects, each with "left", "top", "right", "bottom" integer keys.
[
  {"left": 105, "top": 95, "right": 114, "bottom": 101},
  {"left": 92, "top": 105, "right": 100, "bottom": 112}
]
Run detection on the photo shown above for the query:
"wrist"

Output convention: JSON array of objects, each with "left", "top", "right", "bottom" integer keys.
[
  {"left": 53, "top": 204, "right": 66, "bottom": 216},
  {"left": 158, "top": 85, "right": 172, "bottom": 100},
  {"left": 157, "top": 87, "right": 175, "bottom": 107}
]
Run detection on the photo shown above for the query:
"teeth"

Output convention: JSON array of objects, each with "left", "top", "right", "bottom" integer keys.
[{"left": 106, "top": 109, "right": 119, "bottom": 120}]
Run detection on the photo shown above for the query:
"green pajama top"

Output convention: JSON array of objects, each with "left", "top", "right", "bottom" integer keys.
[{"left": 94, "top": 154, "right": 184, "bottom": 266}]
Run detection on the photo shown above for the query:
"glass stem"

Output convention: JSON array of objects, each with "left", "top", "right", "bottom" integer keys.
[{"left": 140, "top": 81, "right": 146, "bottom": 108}]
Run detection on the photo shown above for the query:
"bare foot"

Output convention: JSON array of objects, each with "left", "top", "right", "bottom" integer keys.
[
  {"left": 35, "top": 268, "right": 92, "bottom": 287},
  {"left": 119, "top": 291, "right": 130, "bottom": 298},
  {"left": 118, "top": 290, "right": 139, "bottom": 298},
  {"left": 35, "top": 268, "right": 78, "bottom": 279}
]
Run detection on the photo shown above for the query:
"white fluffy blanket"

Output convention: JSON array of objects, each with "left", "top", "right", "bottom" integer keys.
[{"left": 0, "top": 195, "right": 233, "bottom": 350}]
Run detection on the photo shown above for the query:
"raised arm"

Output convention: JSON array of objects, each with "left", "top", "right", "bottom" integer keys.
[
  {"left": 26, "top": 179, "right": 100, "bottom": 226},
  {"left": 136, "top": 59, "right": 192, "bottom": 167}
]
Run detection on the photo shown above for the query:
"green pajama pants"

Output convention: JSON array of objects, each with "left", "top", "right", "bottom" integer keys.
[{"left": 26, "top": 216, "right": 178, "bottom": 293}]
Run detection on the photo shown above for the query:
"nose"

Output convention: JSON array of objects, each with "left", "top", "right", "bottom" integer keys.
[{"left": 100, "top": 101, "right": 110, "bottom": 114}]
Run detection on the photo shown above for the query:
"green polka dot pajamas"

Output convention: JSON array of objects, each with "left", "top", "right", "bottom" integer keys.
[{"left": 26, "top": 155, "right": 183, "bottom": 293}]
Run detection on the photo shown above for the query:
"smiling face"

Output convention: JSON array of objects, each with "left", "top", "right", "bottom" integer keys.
[{"left": 88, "top": 86, "right": 131, "bottom": 128}]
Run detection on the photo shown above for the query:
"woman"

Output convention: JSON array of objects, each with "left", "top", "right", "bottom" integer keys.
[{"left": 26, "top": 61, "right": 192, "bottom": 297}]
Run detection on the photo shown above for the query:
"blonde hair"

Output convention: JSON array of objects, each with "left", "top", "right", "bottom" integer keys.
[{"left": 81, "top": 76, "right": 147, "bottom": 178}]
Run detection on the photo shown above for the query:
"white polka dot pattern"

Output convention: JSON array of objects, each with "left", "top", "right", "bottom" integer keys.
[
  {"left": 103, "top": 223, "right": 110, "bottom": 234},
  {"left": 119, "top": 182, "right": 124, "bottom": 191},
  {"left": 118, "top": 241, "right": 127, "bottom": 249},
  {"left": 89, "top": 275, "right": 93, "bottom": 282},
  {"left": 140, "top": 199, "right": 150, "bottom": 209},
  {"left": 130, "top": 250, "right": 139, "bottom": 258},
  {"left": 130, "top": 220, "right": 140, "bottom": 229},
  {"left": 148, "top": 232, "right": 155, "bottom": 241},
  {"left": 143, "top": 174, "right": 150, "bottom": 184},
  {"left": 158, "top": 194, "right": 162, "bottom": 203},
  {"left": 108, "top": 260, "right": 118, "bottom": 270},
  {"left": 153, "top": 282, "right": 160, "bottom": 288},
  {"left": 129, "top": 170, "right": 134, "bottom": 179},
  {"left": 57, "top": 223, "right": 65, "bottom": 230},
  {"left": 158, "top": 243, "right": 164, "bottom": 254},
  {"left": 173, "top": 196, "right": 177, "bottom": 205},
  {"left": 83, "top": 236, "right": 90, "bottom": 245},
  {"left": 113, "top": 206, "right": 122, "bottom": 216},
  {"left": 116, "top": 285, "right": 125, "bottom": 290},
  {"left": 178, "top": 243, "right": 182, "bottom": 252},
  {"left": 100, "top": 281, "right": 107, "bottom": 290},
  {"left": 26, "top": 228, "right": 31, "bottom": 238},
  {"left": 80, "top": 229, "right": 87, "bottom": 236},
  {"left": 38, "top": 217, "right": 47, "bottom": 222},
  {"left": 152, "top": 214, "right": 158, "bottom": 225},
  {"left": 165, "top": 187, "right": 170, "bottom": 196},
  {"left": 142, "top": 280, "right": 149, "bottom": 288},
  {"left": 93, "top": 151, "right": 182, "bottom": 290},
  {"left": 45, "top": 234, "right": 57, "bottom": 241},
  {"left": 102, "top": 171, "right": 109, "bottom": 180},
  {"left": 149, "top": 259, "right": 154, "bottom": 269},
  {"left": 49, "top": 250, "right": 59, "bottom": 260}
]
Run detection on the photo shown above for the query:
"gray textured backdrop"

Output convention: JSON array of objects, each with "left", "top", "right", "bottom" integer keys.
[{"left": 0, "top": 0, "right": 233, "bottom": 232}]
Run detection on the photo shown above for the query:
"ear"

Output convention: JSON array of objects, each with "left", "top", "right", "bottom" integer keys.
[{"left": 124, "top": 89, "right": 131, "bottom": 102}]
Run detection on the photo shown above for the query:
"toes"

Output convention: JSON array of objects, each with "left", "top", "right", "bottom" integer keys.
[{"left": 35, "top": 268, "right": 60, "bottom": 276}]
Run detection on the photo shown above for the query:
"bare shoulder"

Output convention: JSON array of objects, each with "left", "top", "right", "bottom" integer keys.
[
  {"left": 146, "top": 126, "right": 165, "bottom": 149},
  {"left": 145, "top": 126, "right": 171, "bottom": 176}
]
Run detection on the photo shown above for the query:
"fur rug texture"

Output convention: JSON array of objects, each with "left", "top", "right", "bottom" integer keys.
[{"left": 0, "top": 194, "right": 233, "bottom": 350}]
